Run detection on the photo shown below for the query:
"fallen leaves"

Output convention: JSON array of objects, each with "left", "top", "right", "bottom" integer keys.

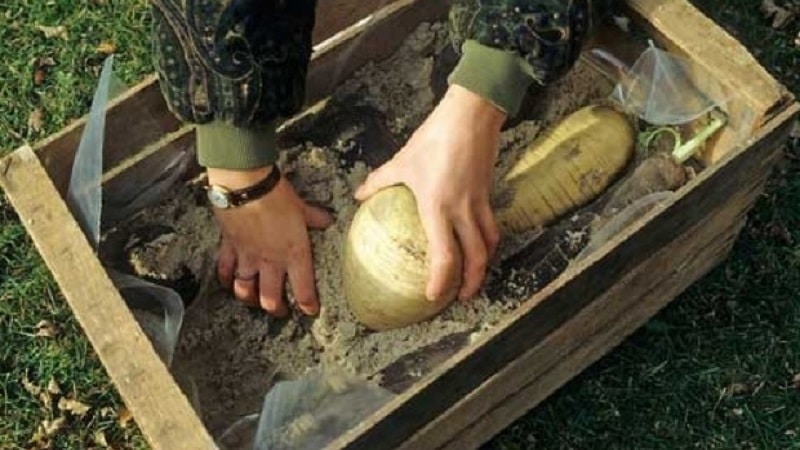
[
  {"left": 761, "top": 0, "right": 798, "bottom": 29},
  {"left": 36, "top": 24, "right": 68, "bottom": 40},
  {"left": 34, "top": 319, "right": 57, "bottom": 337},
  {"left": 36, "top": 25, "right": 69, "bottom": 40},
  {"left": 28, "top": 109, "right": 44, "bottom": 133},
  {"left": 118, "top": 406, "right": 133, "bottom": 428},
  {"left": 96, "top": 41, "right": 116, "bottom": 55},
  {"left": 792, "top": 373, "right": 800, "bottom": 389},
  {"left": 58, "top": 397, "right": 91, "bottom": 416},
  {"left": 33, "top": 57, "right": 56, "bottom": 86}
]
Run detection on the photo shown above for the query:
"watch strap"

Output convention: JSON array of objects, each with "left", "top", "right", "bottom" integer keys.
[{"left": 228, "top": 165, "right": 282, "bottom": 207}]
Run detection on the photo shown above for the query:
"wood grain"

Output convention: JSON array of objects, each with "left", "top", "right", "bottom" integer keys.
[
  {"left": 624, "top": 0, "right": 794, "bottom": 165},
  {"left": 328, "top": 103, "right": 799, "bottom": 450},
  {"left": 0, "top": 147, "right": 218, "bottom": 450},
  {"left": 402, "top": 154, "right": 772, "bottom": 450},
  {"left": 314, "top": 0, "right": 392, "bottom": 43},
  {"left": 35, "top": 0, "right": 450, "bottom": 198}
]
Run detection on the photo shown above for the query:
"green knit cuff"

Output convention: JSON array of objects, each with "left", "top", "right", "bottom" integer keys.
[
  {"left": 448, "top": 40, "right": 534, "bottom": 118},
  {"left": 195, "top": 120, "right": 279, "bottom": 170}
]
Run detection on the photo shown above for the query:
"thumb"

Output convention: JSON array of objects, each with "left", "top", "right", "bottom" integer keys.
[
  {"left": 354, "top": 163, "right": 400, "bottom": 201},
  {"left": 303, "top": 203, "right": 334, "bottom": 229}
]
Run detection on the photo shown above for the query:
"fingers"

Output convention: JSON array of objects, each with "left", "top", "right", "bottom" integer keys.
[
  {"left": 286, "top": 241, "right": 321, "bottom": 316},
  {"left": 420, "top": 206, "right": 461, "bottom": 302},
  {"left": 477, "top": 203, "right": 501, "bottom": 261},
  {"left": 302, "top": 203, "right": 334, "bottom": 230},
  {"left": 259, "top": 263, "right": 289, "bottom": 318},
  {"left": 232, "top": 255, "right": 259, "bottom": 306},
  {"left": 453, "top": 210, "right": 489, "bottom": 301},
  {"left": 216, "top": 237, "right": 237, "bottom": 289},
  {"left": 354, "top": 162, "right": 401, "bottom": 201}
]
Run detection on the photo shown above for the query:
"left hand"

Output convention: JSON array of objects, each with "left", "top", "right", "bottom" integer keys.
[{"left": 354, "top": 84, "right": 506, "bottom": 302}]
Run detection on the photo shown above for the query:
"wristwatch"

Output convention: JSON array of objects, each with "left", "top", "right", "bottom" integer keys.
[{"left": 205, "top": 166, "right": 281, "bottom": 209}]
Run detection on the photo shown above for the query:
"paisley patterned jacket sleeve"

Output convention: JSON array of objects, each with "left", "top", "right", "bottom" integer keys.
[{"left": 149, "top": 0, "right": 609, "bottom": 171}]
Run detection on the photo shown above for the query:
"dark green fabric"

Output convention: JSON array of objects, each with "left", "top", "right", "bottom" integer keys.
[
  {"left": 448, "top": 40, "right": 535, "bottom": 117},
  {"left": 149, "top": 0, "right": 608, "bottom": 170}
]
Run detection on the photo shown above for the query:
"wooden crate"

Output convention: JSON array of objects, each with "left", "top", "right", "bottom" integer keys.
[{"left": 1, "top": 0, "right": 797, "bottom": 449}]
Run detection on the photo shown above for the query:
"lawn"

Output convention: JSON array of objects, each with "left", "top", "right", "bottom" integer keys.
[{"left": 1, "top": 0, "right": 798, "bottom": 449}]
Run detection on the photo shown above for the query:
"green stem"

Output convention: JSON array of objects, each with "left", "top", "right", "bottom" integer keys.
[{"left": 671, "top": 110, "right": 729, "bottom": 163}]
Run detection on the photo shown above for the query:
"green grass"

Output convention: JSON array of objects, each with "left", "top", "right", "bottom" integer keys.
[{"left": 0, "top": 0, "right": 798, "bottom": 448}]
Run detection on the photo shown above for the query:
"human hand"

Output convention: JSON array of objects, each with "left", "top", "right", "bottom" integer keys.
[
  {"left": 209, "top": 165, "right": 333, "bottom": 317},
  {"left": 354, "top": 84, "right": 506, "bottom": 302}
]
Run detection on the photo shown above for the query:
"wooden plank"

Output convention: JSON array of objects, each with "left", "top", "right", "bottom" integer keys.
[
  {"left": 623, "top": 0, "right": 794, "bottom": 165},
  {"left": 402, "top": 158, "right": 769, "bottom": 450},
  {"left": 306, "top": 0, "right": 452, "bottom": 106},
  {"left": 314, "top": 0, "right": 389, "bottom": 43},
  {"left": 329, "top": 102, "right": 799, "bottom": 450},
  {"left": 38, "top": 75, "right": 180, "bottom": 198},
  {"left": 94, "top": 0, "right": 451, "bottom": 225},
  {"left": 35, "top": 0, "right": 449, "bottom": 197},
  {"left": 0, "top": 146, "right": 218, "bottom": 450}
]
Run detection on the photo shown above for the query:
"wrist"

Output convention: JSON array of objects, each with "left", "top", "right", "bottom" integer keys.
[{"left": 442, "top": 84, "right": 507, "bottom": 133}]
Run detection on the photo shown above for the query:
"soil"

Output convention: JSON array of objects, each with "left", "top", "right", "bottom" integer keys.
[{"left": 100, "top": 22, "right": 631, "bottom": 435}]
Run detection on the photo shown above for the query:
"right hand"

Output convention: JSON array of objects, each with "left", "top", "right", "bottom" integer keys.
[{"left": 209, "top": 166, "right": 333, "bottom": 317}]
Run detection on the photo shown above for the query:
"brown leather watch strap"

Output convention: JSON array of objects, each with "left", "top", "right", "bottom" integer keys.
[{"left": 228, "top": 165, "right": 281, "bottom": 207}]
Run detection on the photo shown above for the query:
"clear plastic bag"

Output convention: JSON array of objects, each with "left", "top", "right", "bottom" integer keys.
[
  {"left": 217, "top": 367, "right": 395, "bottom": 450},
  {"left": 608, "top": 40, "right": 729, "bottom": 126},
  {"left": 66, "top": 55, "right": 115, "bottom": 248},
  {"left": 253, "top": 367, "right": 394, "bottom": 450},
  {"left": 65, "top": 54, "right": 186, "bottom": 368}
]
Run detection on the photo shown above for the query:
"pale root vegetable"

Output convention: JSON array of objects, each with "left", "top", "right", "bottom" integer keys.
[
  {"left": 496, "top": 104, "right": 637, "bottom": 233},
  {"left": 342, "top": 185, "right": 462, "bottom": 331},
  {"left": 343, "top": 105, "right": 636, "bottom": 331}
]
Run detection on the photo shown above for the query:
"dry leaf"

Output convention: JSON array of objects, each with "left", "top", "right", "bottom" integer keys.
[
  {"left": 96, "top": 41, "right": 116, "bottom": 54},
  {"left": 732, "top": 407, "right": 744, "bottom": 416},
  {"left": 46, "top": 378, "right": 61, "bottom": 395},
  {"left": 28, "top": 109, "right": 43, "bottom": 133},
  {"left": 36, "top": 25, "right": 68, "bottom": 40},
  {"left": 792, "top": 373, "right": 800, "bottom": 389},
  {"left": 22, "top": 375, "right": 41, "bottom": 396},
  {"left": 93, "top": 430, "right": 109, "bottom": 447},
  {"left": 58, "top": 397, "right": 91, "bottom": 416},
  {"left": 29, "top": 417, "right": 66, "bottom": 444},
  {"left": 118, "top": 406, "right": 133, "bottom": 428},
  {"left": 99, "top": 406, "right": 114, "bottom": 418},
  {"left": 34, "top": 68, "right": 46, "bottom": 86},
  {"left": 39, "top": 390, "right": 53, "bottom": 410},
  {"left": 761, "top": 0, "right": 797, "bottom": 28}
]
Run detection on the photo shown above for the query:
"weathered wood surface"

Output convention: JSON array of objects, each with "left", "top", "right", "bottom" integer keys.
[
  {"left": 314, "top": 0, "right": 393, "bottom": 43},
  {"left": 0, "top": 147, "right": 218, "bottom": 450},
  {"left": 624, "top": 0, "right": 794, "bottom": 165},
  {"left": 329, "top": 102, "right": 799, "bottom": 450},
  {"left": 35, "top": 0, "right": 450, "bottom": 198},
  {"left": 400, "top": 134, "right": 781, "bottom": 450}
]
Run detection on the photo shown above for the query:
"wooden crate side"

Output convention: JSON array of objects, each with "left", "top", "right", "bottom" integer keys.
[
  {"left": 0, "top": 147, "right": 217, "bottom": 450},
  {"left": 623, "top": 0, "right": 794, "bottom": 166},
  {"left": 329, "top": 101, "right": 799, "bottom": 450},
  {"left": 94, "top": 0, "right": 452, "bottom": 229},
  {"left": 314, "top": 0, "right": 398, "bottom": 43},
  {"left": 401, "top": 147, "right": 774, "bottom": 450},
  {"left": 33, "top": 0, "right": 448, "bottom": 197}
]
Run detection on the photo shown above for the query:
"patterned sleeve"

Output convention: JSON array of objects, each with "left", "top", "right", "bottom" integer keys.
[
  {"left": 150, "top": 0, "right": 317, "bottom": 128},
  {"left": 448, "top": 0, "right": 608, "bottom": 86}
]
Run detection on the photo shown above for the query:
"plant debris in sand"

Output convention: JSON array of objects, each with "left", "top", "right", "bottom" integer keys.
[{"left": 101, "top": 22, "right": 620, "bottom": 433}]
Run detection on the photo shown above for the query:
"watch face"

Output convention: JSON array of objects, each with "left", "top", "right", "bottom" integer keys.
[{"left": 207, "top": 186, "right": 231, "bottom": 209}]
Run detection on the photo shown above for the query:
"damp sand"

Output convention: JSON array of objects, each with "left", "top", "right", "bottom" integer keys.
[{"left": 104, "top": 22, "right": 617, "bottom": 433}]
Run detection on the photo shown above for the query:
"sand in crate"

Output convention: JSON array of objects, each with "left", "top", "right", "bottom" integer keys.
[{"left": 110, "top": 22, "right": 618, "bottom": 433}]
